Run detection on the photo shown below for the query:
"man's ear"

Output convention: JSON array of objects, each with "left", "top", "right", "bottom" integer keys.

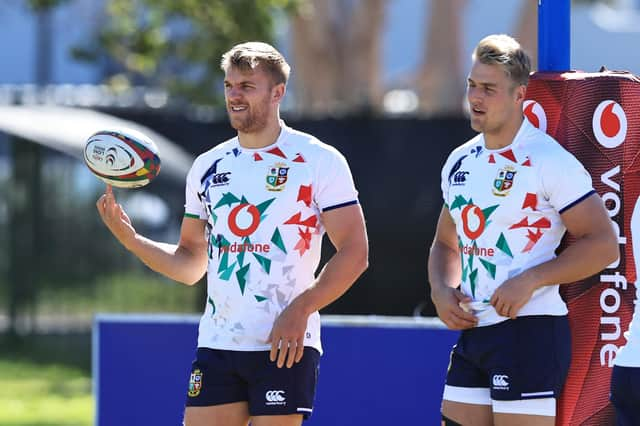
[
  {"left": 272, "top": 83, "right": 286, "bottom": 104},
  {"left": 515, "top": 84, "right": 527, "bottom": 104}
]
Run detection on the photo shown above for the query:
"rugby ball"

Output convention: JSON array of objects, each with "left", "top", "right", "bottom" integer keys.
[{"left": 84, "top": 129, "right": 161, "bottom": 188}]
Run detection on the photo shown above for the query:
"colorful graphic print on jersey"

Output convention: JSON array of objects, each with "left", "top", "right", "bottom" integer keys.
[
  {"left": 448, "top": 145, "right": 554, "bottom": 300},
  {"left": 196, "top": 147, "right": 320, "bottom": 314},
  {"left": 449, "top": 195, "right": 502, "bottom": 299},
  {"left": 184, "top": 124, "right": 359, "bottom": 349}
]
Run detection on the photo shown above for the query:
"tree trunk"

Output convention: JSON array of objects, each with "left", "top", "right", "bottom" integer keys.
[
  {"left": 290, "top": 0, "right": 385, "bottom": 116},
  {"left": 514, "top": 0, "right": 538, "bottom": 72},
  {"left": 417, "top": 0, "right": 467, "bottom": 117}
]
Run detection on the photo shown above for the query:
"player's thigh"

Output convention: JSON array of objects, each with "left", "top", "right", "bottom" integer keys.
[
  {"left": 184, "top": 401, "right": 250, "bottom": 426},
  {"left": 493, "top": 412, "right": 554, "bottom": 426},
  {"left": 251, "top": 413, "right": 303, "bottom": 426},
  {"left": 441, "top": 400, "right": 492, "bottom": 426}
]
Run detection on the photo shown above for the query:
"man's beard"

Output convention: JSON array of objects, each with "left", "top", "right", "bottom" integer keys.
[{"left": 228, "top": 100, "right": 270, "bottom": 133}]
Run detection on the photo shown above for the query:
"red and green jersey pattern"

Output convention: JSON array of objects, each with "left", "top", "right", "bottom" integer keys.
[
  {"left": 441, "top": 119, "right": 594, "bottom": 326},
  {"left": 184, "top": 123, "right": 358, "bottom": 351}
]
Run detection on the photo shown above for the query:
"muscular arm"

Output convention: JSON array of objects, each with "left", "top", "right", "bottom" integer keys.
[
  {"left": 269, "top": 203, "right": 369, "bottom": 367},
  {"left": 428, "top": 206, "right": 478, "bottom": 329},
  {"left": 428, "top": 206, "right": 462, "bottom": 293},
  {"left": 491, "top": 193, "right": 619, "bottom": 318},
  {"left": 527, "top": 193, "right": 618, "bottom": 285},
  {"left": 97, "top": 185, "right": 208, "bottom": 285},
  {"left": 294, "top": 204, "right": 369, "bottom": 313}
]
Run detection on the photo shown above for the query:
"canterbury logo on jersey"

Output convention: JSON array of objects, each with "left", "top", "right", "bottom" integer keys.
[
  {"left": 452, "top": 171, "right": 469, "bottom": 186},
  {"left": 492, "top": 374, "right": 510, "bottom": 389},
  {"left": 447, "top": 155, "right": 468, "bottom": 185},
  {"left": 211, "top": 172, "right": 231, "bottom": 186},
  {"left": 265, "top": 390, "right": 286, "bottom": 405},
  {"left": 199, "top": 158, "right": 232, "bottom": 195}
]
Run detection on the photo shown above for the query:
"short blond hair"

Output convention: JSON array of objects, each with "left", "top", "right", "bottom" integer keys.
[
  {"left": 473, "top": 34, "right": 531, "bottom": 86},
  {"left": 220, "top": 42, "right": 291, "bottom": 86}
]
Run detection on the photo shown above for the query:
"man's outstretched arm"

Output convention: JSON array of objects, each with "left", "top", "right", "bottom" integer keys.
[{"left": 96, "top": 185, "right": 208, "bottom": 285}]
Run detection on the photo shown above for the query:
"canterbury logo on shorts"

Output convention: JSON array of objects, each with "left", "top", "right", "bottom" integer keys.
[
  {"left": 492, "top": 374, "right": 510, "bottom": 390},
  {"left": 265, "top": 390, "right": 286, "bottom": 405}
]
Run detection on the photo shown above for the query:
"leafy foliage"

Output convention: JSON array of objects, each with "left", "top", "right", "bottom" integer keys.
[
  {"left": 26, "top": 0, "right": 69, "bottom": 10},
  {"left": 74, "top": 0, "right": 300, "bottom": 105}
]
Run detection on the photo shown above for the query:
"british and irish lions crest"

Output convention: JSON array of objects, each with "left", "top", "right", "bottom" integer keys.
[
  {"left": 493, "top": 166, "right": 516, "bottom": 196},
  {"left": 188, "top": 369, "right": 203, "bottom": 397},
  {"left": 266, "top": 163, "right": 289, "bottom": 191}
]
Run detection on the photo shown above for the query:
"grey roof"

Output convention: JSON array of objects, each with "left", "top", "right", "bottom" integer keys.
[{"left": 0, "top": 105, "right": 194, "bottom": 182}]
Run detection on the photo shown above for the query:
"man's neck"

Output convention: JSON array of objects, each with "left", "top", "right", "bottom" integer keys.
[
  {"left": 484, "top": 115, "right": 524, "bottom": 150},
  {"left": 238, "top": 119, "right": 283, "bottom": 149}
]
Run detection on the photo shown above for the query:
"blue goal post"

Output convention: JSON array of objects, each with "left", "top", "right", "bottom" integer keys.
[{"left": 538, "top": 0, "right": 570, "bottom": 71}]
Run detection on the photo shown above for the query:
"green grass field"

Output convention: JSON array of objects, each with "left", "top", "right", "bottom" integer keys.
[
  {"left": 0, "top": 358, "right": 93, "bottom": 426},
  {"left": 0, "top": 272, "right": 201, "bottom": 425}
]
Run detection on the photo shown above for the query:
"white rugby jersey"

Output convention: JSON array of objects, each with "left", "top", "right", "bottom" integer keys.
[
  {"left": 614, "top": 197, "right": 640, "bottom": 367},
  {"left": 440, "top": 118, "right": 594, "bottom": 327},
  {"left": 184, "top": 122, "right": 358, "bottom": 352}
]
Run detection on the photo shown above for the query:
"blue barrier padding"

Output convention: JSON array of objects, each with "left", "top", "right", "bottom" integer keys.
[{"left": 94, "top": 315, "right": 459, "bottom": 426}]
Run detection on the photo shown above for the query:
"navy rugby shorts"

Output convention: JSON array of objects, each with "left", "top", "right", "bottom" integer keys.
[
  {"left": 610, "top": 365, "right": 640, "bottom": 426},
  {"left": 185, "top": 347, "right": 320, "bottom": 419},
  {"left": 445, "top": 315, "right": 571, "bottom": 402}
]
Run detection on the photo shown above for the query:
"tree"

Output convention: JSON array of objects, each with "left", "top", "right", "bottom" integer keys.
[
  {"left": 73, "top": 0, "right": 300, "bottom": 106},
  {"left": 2, "top": 0, "right": 304, "bottom": 338},
  {"left": 417, "top": 0, "right": 467, "bottom": 116},
  {"left": 514, "top": 0, "right": 538, "bottom": 72},
  {"left": 290, "top": 0, "right": 386, "bottom": 116}
]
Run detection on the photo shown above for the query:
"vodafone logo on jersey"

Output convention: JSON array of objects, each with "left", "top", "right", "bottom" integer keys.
[
  {"left": 523, "top": 100, "right": 547, "bottom": 133},
  {"left": 592, "top": 100, "right": 627, "bottom": 149},
  {"left": 459, "top": 204, "right": 495, "bottom": 256},
  {"left": 228, "top": 203, "right": 261, "bottom": 237},
  {"left": 461, "top": 204, "right": 486, "bottom": 240}
]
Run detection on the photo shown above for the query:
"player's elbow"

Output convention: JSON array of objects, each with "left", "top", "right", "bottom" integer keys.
[
  {"left": 351, "top": 242, "right": 369, "bottom": 276},
  {"left": 174, "top": 261, "right": 207, "bottom": 286},
  {"left": 173, "top": 246, "right": 207, "bottom": 285},
  {"left": 590, "top": 223, "right": 620, "bottom": 269},
  {"left": 187, "top": 265, "right": 208, "bottom": 286},
  {"left": 359, "top": 250, "right": 369, "bottom": 275},
  {"left": 183, "top": 274, "right": 204, "bottom": 286}
]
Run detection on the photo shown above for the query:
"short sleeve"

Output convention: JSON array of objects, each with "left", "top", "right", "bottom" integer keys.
[
  {"left": 440, "top": 159, "right": 451, "bottom": 208},
  {"left": 184, "top": 162, "right": 207, "bottom": 219},
  {"left": 540, "top": 149, "right": 594, "bottom": 214},
  {"left": 314, "top": 146, "right": 359, "bottom": 212},
  {"left": 440, "top": 150, "right": 467, "bottom": 209}
]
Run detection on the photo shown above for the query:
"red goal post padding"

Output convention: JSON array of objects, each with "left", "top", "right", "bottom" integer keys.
[{"left": 525, "top": 70, "right": 640, "bottom": 426}]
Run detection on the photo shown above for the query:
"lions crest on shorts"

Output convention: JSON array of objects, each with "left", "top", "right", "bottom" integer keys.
[
  {"left": 493, "top": 166, "right": 516, "bottom": 196},
  {"left": 188, "top": 368, "right": 203, "bottom": 397},
  {"left": 266, "top": 163, "right": 289, "bottom": 191}
]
